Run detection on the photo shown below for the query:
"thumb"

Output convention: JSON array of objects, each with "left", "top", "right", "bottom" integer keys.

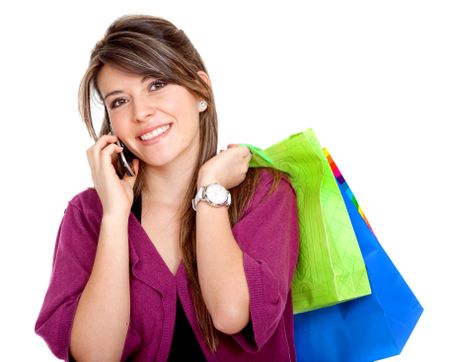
[{"left": 123, "top": 158, "right": 140, "bottom": 186}]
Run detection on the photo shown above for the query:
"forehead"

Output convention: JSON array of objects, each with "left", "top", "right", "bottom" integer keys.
[{"left": 97, "top": 64, "right": 155, "bottom": 94}]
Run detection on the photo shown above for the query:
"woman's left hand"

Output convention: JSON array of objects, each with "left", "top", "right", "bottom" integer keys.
[{"left": 198, "top": 144, "right": 252, "bottom": 189}]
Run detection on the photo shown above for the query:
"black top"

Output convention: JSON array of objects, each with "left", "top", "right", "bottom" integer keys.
[
  {"left": 131, "top": 196, "right": 206, "bottom": 361},
  {"left": 167, "top": 296, "right": 207, "bottom": 361}
]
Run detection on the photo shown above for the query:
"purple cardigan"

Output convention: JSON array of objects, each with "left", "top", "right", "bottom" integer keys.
[{"left": 35, "top": 169, "right": 299, "bottom": 361}]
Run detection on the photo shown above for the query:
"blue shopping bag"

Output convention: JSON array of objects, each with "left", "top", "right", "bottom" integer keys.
[{"left": 293, "top": 149, "right": 424, "bottom": 362}]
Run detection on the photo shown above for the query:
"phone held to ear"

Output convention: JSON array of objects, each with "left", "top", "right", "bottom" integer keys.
[{"left": 108, "top": 122, "right": 135, "bottom": 177}]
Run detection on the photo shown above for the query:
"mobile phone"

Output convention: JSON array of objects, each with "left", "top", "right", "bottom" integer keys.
[{"left": 107, "top": 121, "right": 135, "bottom": 177}]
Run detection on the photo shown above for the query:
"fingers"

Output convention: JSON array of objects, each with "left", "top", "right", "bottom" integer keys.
[
  {"left": 101, "top": 143, "right": 124, "bottom": 161},
  {"left": 219, "top": 144, "right": 252, "bottom": 159},
  {"left": 219, "top": 143, "right": 239, "bottom": 153},
  {"left": 86, "top": 134, "right": 123, "bottom": 175},
  {"left": 92, "top": 142, "right": 123, "bottom": 167},
  {"left": 123, "top": 158, "right": 140, "bottom": 185},
  {"left": 88, "top": 134, "right": 119, "bottom": 153},
  {"left": 87, "top": 134, "right": 119, "bottom": 161},
  {"left": 237, "top": 145, "right": 251, "bottom": 158}
]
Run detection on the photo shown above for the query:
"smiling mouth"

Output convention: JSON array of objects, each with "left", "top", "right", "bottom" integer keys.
[{"left": 139, "top": 124, "right": 172, "bottom": 141}]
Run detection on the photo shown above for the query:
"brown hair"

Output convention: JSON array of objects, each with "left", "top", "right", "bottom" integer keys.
[{"left": 78, "top": 14, "right": 286, "bottom": 352}]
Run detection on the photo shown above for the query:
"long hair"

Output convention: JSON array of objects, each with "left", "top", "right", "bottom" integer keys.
[{"left": 78, "top": 14, "right": 286, "bottom": 352}]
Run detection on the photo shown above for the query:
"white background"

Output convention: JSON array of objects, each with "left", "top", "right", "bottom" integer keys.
[{"left": 1, "top": 0, "right": 448, "bottom": 360}]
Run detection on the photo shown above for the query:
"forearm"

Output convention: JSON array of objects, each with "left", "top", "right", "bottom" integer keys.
[
  {"left": 195, "top": 200, "right": 250, "bottom": 334},
  {"left": 70, "top": 213, "right": 130, "bottom": 361}
]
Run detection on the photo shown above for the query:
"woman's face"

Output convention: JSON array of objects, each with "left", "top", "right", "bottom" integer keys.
[{"left": 96, "top": 64, "right": 209, "bottom": 167}]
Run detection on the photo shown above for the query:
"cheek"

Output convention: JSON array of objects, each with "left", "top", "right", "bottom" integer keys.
[
  {"left": 109, "top": 111, "right": 132, "bottom": 136},
  {"left": 166, "top": 87, "right": 199, "bottom": 117},
  {"left": 111, "top": 121, "right": 128, "bottom": 137},
  {"left": 175, "top": 100, "right": 200, "bottom": 128},
  {"left": 165, "top": 97, "right": 190, "bottom": 117}
]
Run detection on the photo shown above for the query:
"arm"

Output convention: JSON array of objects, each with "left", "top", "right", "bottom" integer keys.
[
  {"left": 197, "top": 172, "right": 299, "bottom": 351},
  {"left": 36, "top": 135, "right": 138, "bottom": 361},
  {"left": 194, "top": 144, "right": 252, "bottom": 333},
  {"left": 34, "top": 197, "right": 131, "bottom": 362},
  {"left": 69, "top": 211, "right": 130, "bottom": 361},
  {"left": 195, "top": 197, "right": 250, "bottom": 335}
]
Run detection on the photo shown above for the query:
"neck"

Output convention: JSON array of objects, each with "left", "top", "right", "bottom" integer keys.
[{"left": 140, "top": 143, "right": 200, "bottom": 211}]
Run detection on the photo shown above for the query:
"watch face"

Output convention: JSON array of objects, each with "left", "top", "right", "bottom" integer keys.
[{"left": 205, "top": 183, "right": 228, "bottom": 204}]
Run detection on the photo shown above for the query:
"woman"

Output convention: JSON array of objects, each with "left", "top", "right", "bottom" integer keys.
[{"left": 35, "top": 14, "right": 299, "bottom": 361}]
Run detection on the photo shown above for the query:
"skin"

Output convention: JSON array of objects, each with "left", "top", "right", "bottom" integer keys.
[{"left": 71, "top": 64, "right": 252, "bottom": 360}]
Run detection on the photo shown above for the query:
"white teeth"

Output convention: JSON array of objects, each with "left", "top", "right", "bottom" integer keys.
[{"left": 140, "top": 124, "right": 171, "bottom": 141}]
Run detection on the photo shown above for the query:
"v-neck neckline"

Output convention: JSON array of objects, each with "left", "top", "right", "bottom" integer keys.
[{"left": 129, "top": 207, "right": 185, "bottom": 279}]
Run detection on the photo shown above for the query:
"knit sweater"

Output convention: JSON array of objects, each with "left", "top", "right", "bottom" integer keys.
[{"left": 35, "top": 169, "right": 299, "bottom": 361}]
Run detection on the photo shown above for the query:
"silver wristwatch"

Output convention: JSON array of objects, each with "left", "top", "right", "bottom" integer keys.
[{"left": 192, "top": 183, "right": 231, "bottom": 211}]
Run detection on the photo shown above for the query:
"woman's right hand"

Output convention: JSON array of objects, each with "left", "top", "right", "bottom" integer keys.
[{"left": 86, "top": 134, "right": 139, "bottom": 217}]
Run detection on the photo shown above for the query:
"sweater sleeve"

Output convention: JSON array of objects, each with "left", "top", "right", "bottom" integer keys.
[
  {"left": 34, "top": 198, "right": 100, "bottom": 361},
  {"left": 229, "top": 173, "right": 299, "bottom": 352}
]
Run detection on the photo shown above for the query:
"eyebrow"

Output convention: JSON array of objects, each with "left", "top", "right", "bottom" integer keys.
[{"left": 103, "top": 75, "right": 157, "bottom": 101}]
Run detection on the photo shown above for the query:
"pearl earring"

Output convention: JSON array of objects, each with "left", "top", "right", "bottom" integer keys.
[{"left": 198, "top": 99, "right": 208, "bottom": 112}]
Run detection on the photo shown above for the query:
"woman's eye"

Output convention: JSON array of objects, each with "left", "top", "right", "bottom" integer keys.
[
  {"left": 108, "top": 80, "right": 166, "bottom": 109},
  {"left": 149, "top": 80, "right": 166, "bottom": 91},
  {"left": 110, "top": 98, "right": 127, "bottom": 109}
]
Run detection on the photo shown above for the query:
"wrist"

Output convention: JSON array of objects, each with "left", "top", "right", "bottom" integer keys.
[
  {"left": 102, "top": 210, "right": 130, "bottom": 223},
  {"left": 197, "top": 170, "right": 219, "bottom": 190},
  {"left": 192, "top": 181, "right": 231, "bottom": 211}
]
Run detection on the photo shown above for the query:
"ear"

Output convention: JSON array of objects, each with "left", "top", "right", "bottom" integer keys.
[{"left": 197, "top": 70, "right": 211, "bottom": 88}]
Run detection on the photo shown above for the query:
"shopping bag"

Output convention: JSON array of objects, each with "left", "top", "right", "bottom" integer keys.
[
  {"left": 293, "top": 149, "right": 424, "bottom": 362},
  {"left": 241, "top": 128, "right": 371, "bottom": 313}
]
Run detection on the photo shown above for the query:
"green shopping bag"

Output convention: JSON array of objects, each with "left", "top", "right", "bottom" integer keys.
[{"left": 241, "top": 128, "right": 371, "bottom": 313}]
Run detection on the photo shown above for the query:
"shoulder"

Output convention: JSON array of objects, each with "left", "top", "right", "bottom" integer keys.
[
  {"left": 67, "top": 187, "right": 101, "bottom": 211},
  {"left": 232, "top": 168, "right": 299, "bottom": 247},
  {"left": 63, "top": 187, "right": 102, "bottom": 226},
  {"left": 245, "top": 168, "right": 296, "bottom": 215},
  {"left": 255, "top": 168, "right": 295, "bottom": 202},
  {"left": 260, "top": 168, "right": 294, "bottom": 189}
]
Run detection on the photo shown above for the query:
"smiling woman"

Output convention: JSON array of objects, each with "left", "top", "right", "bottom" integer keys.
[
  {"left": 34, "top": 14, "right": 298, "bottom": 362},
  {"left": 96, "top": 63, "right": 205, "bottom": 168}
]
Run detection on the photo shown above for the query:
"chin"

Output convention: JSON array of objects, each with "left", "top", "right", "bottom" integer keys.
[{"left": 140, "top": 152, "right": 175, "bottom": 167}]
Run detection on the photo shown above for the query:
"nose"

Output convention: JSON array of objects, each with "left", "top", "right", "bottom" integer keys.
[{"left": 132, "top": 95, "right": 156, "bottom": 122}]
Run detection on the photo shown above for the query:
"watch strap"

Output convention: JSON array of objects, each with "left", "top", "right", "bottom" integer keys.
[{"left": 192, "top": 183, "right": 231, "bottom": 211}]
